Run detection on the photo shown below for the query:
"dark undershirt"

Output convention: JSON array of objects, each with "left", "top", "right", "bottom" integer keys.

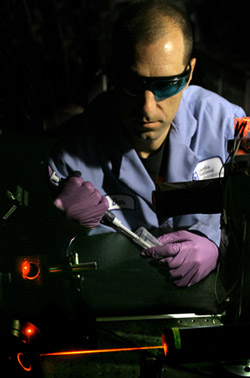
[{"left": 140, "top": 138, "right": 167, "bottom": 183}]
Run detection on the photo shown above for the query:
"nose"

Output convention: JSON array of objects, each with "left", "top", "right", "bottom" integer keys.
[{"left": 142, "top": 90, "right": 158, "bottom": 117}]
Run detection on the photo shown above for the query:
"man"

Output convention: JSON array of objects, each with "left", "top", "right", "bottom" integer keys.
[{"left": 48, "top": 0, "right": 245, "bottom": 287}]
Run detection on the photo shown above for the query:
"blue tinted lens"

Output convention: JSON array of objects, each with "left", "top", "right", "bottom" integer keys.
[
  {"left": 152, "top": 76, "right": 189, "bottom": 101},
  {"left": 117, "top": 64, "right": 191, "bottom": 101}
]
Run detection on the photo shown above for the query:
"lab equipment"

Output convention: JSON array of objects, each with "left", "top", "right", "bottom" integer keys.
[{"left": 101, "top": 211, "right": 157, "bottom": 249}]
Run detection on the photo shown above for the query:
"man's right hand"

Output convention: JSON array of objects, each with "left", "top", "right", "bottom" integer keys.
[{"left": 54, "top": 175, "right": 109, "bottom": 228}]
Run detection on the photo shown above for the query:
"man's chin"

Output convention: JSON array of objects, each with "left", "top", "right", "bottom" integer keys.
[
  {"left": 131, "top": 131, "right": 164, "bottom": 153},
  {"left": 133, "top": 129, "right": 158, "bottom": 141}
]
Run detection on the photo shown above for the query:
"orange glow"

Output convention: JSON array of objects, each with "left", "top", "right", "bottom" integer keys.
[
  {"left": 17, "top": 353, "right": 32, "bottom": 372},
  {"left": 21, "top": 322, "right": 41, "bottom": 344},
  {"left": 162, "top": 333, "right": 168, "bottom": 357},
  {"left": 40, "top": 346, "right": 163, "bottom": 357},
  {"left": 24, "top": 326, "right": 34, "bottom": 337},
  {"left": 21, "top": 260, "right": 40, "bottom": 280},
  {"left": 234, "top": 117, "right": 250, "bottom": 138},
  {"left": 21, "top": 261, "right": 31, "bottom": 278},
  {"left": 162, "top": 334, "right": 168, "bottom": 356},
  {"left": 49, "top": 268, "right": 62, "bottom": 273},
  {"left": 162, "top": 342, "right": 168, "bottom": 357}
]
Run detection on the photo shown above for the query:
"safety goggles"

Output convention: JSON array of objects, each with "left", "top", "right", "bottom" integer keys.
[{"left": 115, "top": 63, "right": 191, "bottom": 101}]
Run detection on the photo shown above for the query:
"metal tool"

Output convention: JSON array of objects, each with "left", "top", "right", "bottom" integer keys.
[{"left": 101, "top": 211, "right": 152, "bottom": 249}]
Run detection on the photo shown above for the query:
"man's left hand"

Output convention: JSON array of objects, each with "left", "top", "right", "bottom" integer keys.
[{"left": 140, "top": 230, "right": 219, "bottom": 287}]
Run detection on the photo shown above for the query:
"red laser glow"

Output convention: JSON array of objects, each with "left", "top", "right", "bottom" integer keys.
[
  {"left": 40, "top": 345, "right": 163, "bottom": 357},
  {"left": 20, "top": 260, "right": 40, "bottom": 280},
  {"left": 17, "top": 353, "right": 32, "bottom": 372}
]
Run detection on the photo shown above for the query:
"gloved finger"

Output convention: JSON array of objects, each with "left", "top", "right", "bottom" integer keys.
[
  {"left": 86, "top": 188, "right": 108, "bottom": 207},
  {"left": 159, "top": 251, "right": 186, "bottom": 268},
  {"left": 167, "top": 242, "right": 197, "bottom": 277},
  {"left": 54, "top": 177, "right": 87, "bottom": 209},
  {"left": 81, "top": 181, "right": 95, "bottom": 194},
  {"left": 48, "top": 165, "right": 53, "bottom": 178},
  {"left": 85, "top": 196, "right": 109, "bottom": 219},
  {"left": 141, "top": 242, "right": 180, "bottom": 258},
  {"left": 62, "top": 176, "right": 85, "bottom": 191},
  {"left": 69, "top": 194, "right": 109, "bottom": 227},
  {"left": 101, "top": 195, "right": 109, "bottom": 209},
  {"left": 158, "top": 230, "right": 192, "bottom": 245},
  {"left": 164, "top": 241, "right": 194, "bottom": 269},
  {"left": 159, "top": 256, "right": 173, "bottom": 265},
  {"left": 54, "top": 198, "right": 65, "bottom": 210},
  {"left": 90, "top": 189, "right": 109, "bottom": 209},
  {"left": 172, "top": 266, "right": 198, "bottom": 287},
  {"left": 169, "top": 259, "right": 192, "bottom": 280}
]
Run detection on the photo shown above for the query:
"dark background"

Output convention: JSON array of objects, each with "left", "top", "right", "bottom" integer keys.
[
  {"left": 0, "top": 0, "right": 249, "bottom": 262},
  {"left": 0, "top": 3, "right": 249, "bottom": 376},
  {"left": 0, "top": 0, "right": 249, "bottom": 135}
]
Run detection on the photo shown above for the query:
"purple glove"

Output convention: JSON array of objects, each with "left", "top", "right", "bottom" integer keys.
[
  {"left": 141, "top": 230, "right": 219, "bottom": 287},
  {"left": 54, "top": 176, "right": 109, "bottom": 228}
]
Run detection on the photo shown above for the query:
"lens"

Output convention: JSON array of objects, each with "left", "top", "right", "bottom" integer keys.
[
  {"left": 116, "top": 63, "right": 191, "bottom": 101},
  {"left": 118, "top": 78, "right": 144, "bottom": 97},
  {"left": 153, "top": 77, "right": 189, "bottom": 101}
]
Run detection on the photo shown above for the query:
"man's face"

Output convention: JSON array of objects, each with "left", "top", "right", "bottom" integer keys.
[{"left": 116, "top": 27, "right": 195, "bottom": 158}]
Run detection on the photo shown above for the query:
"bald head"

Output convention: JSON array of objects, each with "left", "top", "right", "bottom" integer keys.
[{"left": 112, "top": 0, "right": 193, "bottom": 74}]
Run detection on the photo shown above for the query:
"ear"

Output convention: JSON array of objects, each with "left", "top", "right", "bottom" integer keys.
[{"left": 186, "top": 57, "right": 196, "bottom": 86}]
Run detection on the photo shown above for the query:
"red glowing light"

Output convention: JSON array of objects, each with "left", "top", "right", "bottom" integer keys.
[
  {"left": 21, "top": 261, "right": 30, "bottom": 277},
  {"left": 21, "top": 322, "right": 41, "bottom": 344},
  {"left": 162, "top": 342, "right": 168, "bottom": 357},
  {"left": 21, "top": 260, "right": 40, "bottom": 280},
  {"left": 24, "top": 327, "right": 34, "bottom": 337},
  {"left": 40, "top": 346, "right": 163, "bottom": 357},
  {"left": 17, "top": 353, "right": 32, "bottom": 372},
  {"left": 234, "top": 117, "right": 250, "bottom": 138},
  {"left": 162, "top": 334, "right": 168, "bottom": 357}
]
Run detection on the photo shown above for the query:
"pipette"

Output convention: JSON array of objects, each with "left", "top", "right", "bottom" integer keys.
[{"left": 101, "top": 211, "right": 153, "bottom": 249}]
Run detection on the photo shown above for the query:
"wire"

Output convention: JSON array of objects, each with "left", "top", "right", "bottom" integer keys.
[{"left": 215, "top": 171, "right": 246, "bottom": 312}]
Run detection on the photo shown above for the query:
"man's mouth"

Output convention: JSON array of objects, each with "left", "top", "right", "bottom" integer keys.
[
  {"left": 143, "top": 121, "right": 159, "bottom": 128},
  {"left": 135, "top": 120, "right": 160, "bottom": 128}
]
